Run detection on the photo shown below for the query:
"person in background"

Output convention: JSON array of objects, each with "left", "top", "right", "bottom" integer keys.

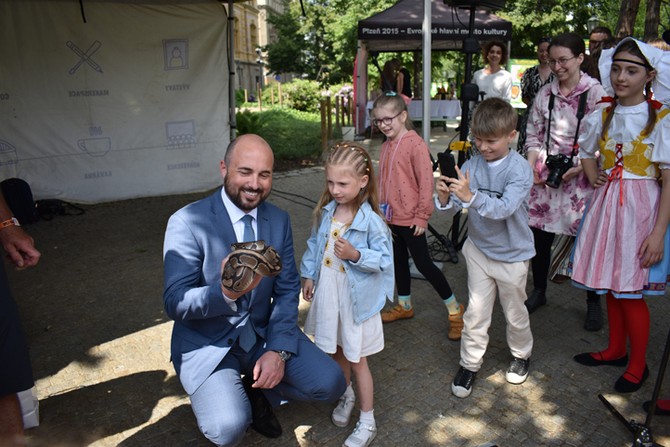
[
  {"left": 436, "top": 98, "right": 535, "bottom": 399},
  {"left": 301, "top": 143, "right": 393, "bottom": 447},
  {"left": 163, "top": 134, "right": 345, "bottom": 446},
  {"left": 518, "top": 37, "right": 555, "bottom": 153},
  {"left": 586, "top": 26, "right": 616, "bottom": 81},
  {"left": 391, "top": 58, "right": 412, "bottom": 99},
  {"left": 473, "top": 40, "right": 513, "bottom": 103},
  {"left": 0, "top": 189, "right": 40, "bottom": 445},
  {"left": 372, "top": 93, "right": 464, "bottom": 341},
  {"left": 648, "top": 37, "right": 670, "bottom": 52},
  {"left": 588, "top": 26, "right": 613, "bottom": 54},
  {"left": 523, "top": 32, "right": 607, "bottom": 330},
  {"left": 380, "top": 60, "right": 397, "bottom": 95}
]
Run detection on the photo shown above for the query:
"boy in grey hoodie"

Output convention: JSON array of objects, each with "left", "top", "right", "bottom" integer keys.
[{"left": 435, "top": 98, "right": 535, "bottom": 398}]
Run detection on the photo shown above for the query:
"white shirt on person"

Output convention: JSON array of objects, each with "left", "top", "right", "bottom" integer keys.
[{"left": 473, "top": 68, "right": 513, "bottom": 102}]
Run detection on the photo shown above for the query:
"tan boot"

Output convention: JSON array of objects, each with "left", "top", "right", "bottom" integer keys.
[
  {"left": 448, "top": 304, "right": 465, "bottom": 341},
  {"left": 381, "top": 305, "right": 414, "bottom": 323}
]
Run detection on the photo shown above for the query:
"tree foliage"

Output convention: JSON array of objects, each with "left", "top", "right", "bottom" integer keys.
[
  {"left": 265, "top": 0, "right": 670, "bottom": 86},
  {"left": 497, "top": 0, "right": 613, "bottom": 58},
  {"left": 501, "top": 0, "right": 670, "bottom": 57},
  {"left": 265, "top": 0, "right": 395, "bottom": 84}
]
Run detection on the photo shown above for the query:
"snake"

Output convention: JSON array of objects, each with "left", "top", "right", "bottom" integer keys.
[{"left": 221, "top": 240, "right": 282, "bottom": 293}]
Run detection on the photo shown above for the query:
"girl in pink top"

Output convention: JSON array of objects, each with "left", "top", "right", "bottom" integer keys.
[{"left": 372, "top": 93, "right": 463, "bottom": 341}]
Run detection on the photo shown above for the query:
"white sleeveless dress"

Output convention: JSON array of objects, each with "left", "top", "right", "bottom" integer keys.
[{"left": 304, "top": 219, "right": 384, "bottom": 363}]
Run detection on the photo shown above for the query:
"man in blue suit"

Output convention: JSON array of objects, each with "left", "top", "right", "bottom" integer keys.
[{"left": 163, "top": 134, "right": 346, "bottom": 446}]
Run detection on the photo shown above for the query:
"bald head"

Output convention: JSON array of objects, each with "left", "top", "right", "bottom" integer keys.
[{"left": 224, "top": 134, "right": 274, "bottom": 166}]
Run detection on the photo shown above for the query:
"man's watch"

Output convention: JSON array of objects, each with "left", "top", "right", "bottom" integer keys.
[{"left": 273, "top": 350, "right": 292, "bottom": 362}]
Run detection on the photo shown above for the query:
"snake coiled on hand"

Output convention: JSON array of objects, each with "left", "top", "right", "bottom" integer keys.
[{"left": 221, "top": 240, "right": 282, "bottom": 293}]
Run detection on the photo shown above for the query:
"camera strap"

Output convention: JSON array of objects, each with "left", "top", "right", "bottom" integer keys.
[
  {"left": 545, "top": 90, "right": 589, "bottom": 158},
  {"left": 572, "top": 91, "right": 589, "bottom": 156}
]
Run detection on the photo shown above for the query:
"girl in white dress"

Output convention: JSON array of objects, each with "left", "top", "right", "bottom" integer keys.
[{"left": 301, "top": 143, "right": 394, "bottom": 447}]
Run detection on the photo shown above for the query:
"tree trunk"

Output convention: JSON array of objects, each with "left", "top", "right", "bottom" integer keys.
[
  {"left": 644, "top": 0, "right": 661, "bottom": 40},
  {"left": 615, "top": 0, "right": 641, "bottom": 38}
]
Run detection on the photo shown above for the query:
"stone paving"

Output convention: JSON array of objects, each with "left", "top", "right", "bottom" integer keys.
[{"left": 6, "top": 126, "right": 670, "bottom": 446}]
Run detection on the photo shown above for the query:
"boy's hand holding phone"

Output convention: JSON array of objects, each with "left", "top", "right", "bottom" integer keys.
[
  {"left": 436, "top": 151, "right": 469, "bottom": 205},
  {"left": 436, "top": 174, "right": 451, "bottom": 206},
  {"left": 437, "top": 151, "right": 457, "bottom": 202},
  {"left": 449, "top": 166, "right": 473, "bottom": 203}
]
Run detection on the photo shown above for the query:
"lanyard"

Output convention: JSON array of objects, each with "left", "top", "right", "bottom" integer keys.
[{"left": 380, "top": 131, "right": 407, "bottom": 203}]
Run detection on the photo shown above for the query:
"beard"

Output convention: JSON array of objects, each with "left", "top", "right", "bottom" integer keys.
[{"left": 223, "top": 176, "right": 270, "bottom": 211}]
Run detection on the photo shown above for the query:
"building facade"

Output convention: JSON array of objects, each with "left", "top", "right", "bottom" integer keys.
[{"left": 226, "top": 0, "right": 290, "bottom": 98}]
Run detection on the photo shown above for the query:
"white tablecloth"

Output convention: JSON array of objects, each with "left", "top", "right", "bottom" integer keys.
[
  {"left": 365, "top": 99, "right": 461, "bottom": 128},
  {"left": 408, "top": 99, "right": 462, "bottom": 120}
]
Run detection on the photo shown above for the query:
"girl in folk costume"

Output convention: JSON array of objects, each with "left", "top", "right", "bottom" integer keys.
[{"left": 572, "top": 38, "right": 670, "bottom": 393}]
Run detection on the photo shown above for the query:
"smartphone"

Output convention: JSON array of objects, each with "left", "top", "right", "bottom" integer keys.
[{"left": 437, "top": 151, "right": 458, "bottom": 179}]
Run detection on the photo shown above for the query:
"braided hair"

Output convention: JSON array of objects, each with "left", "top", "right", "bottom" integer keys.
[{"left": 313, "top": 142, "right": 383, "bottom": 227}]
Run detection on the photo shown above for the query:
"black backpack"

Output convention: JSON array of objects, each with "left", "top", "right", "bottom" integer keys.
[{"left": 0, "top": 178, "right": 38, "bottom": 224}]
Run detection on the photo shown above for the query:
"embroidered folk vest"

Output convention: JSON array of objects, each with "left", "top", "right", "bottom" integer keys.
[{"left": 598, "top": 108, "right": 670, "bottom": 179}]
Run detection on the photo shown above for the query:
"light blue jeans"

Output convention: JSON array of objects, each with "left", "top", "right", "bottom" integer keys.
[{"left": 189, "top": 330, "right": 346, "bottom": 446}]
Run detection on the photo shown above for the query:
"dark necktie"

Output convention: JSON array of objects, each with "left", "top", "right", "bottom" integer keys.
[
  {"left": 241, "top": 214, "right": 255, "bottom": 242},
  {"left": 238, "top": 214, "right": 256, "bottom": 351}
]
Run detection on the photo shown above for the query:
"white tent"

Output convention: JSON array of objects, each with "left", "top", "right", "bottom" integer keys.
[{"left": 0, "top": 0, "right": 230, "bottom": 203}]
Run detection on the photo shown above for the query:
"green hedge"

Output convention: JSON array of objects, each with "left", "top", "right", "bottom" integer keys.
[{"left": 236, "top": 108, "right": 322, "bottom": 161}]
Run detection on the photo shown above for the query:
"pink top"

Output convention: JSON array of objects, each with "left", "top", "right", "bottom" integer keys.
[{"left": 378, "top": 130, "right": 435, "bottom": 228}]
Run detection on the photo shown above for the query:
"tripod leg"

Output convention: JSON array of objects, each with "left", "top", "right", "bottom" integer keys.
[
  {"left": 598, "top": 394, "right": 636, "bottom": 435},
  {"left": 450, "top": 211, "right": 468, "bottom": 250},
  {"left": 645, "top": 325, "right": 670, "bottom": 427},
  {"left": 427, "top": 223, "right": 459, "bottom": 264},
  {"left": 450, "top": 212, "right": 462, "bottom": 248}
]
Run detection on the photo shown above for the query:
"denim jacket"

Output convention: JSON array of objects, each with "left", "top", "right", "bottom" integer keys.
[{"left": 300, "top": 201, "right": 394, "bottom": 324}]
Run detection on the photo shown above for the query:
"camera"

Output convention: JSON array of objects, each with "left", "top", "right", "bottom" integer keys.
[{"left": 545, "top": 153, "right": 573, "bottom": 189}]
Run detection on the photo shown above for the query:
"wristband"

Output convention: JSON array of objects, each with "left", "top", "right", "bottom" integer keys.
[{"left": 0, "top": 217, "right": 20, "bottom": 230}]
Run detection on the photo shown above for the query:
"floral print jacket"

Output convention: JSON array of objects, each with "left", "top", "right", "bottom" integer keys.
[{"left": 524, "top": 72, "right": 606, "bottom": 235}]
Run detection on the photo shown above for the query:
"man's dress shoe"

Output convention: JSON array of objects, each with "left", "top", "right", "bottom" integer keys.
[{"left": 242, "top": 375, "right": 282, "bottom": 438}]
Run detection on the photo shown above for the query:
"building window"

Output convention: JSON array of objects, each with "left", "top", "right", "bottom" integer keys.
[{"left": 250, "top": 24, "right": 258, "bottom": 53}]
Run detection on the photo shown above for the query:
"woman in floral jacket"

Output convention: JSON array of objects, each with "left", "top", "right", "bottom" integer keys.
[{"left": 523, "top": 32, "right": 606, "bottom": 330}]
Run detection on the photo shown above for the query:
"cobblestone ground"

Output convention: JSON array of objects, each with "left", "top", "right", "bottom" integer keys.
[{"left": 6, "top": 128, "right": 670, "bottom": 446}]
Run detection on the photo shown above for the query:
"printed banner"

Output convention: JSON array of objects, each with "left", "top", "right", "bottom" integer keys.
[{"left": 0, "top": 0, "right": 229, "bottom": 203}]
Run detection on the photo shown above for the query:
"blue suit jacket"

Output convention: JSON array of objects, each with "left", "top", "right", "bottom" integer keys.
[{"left": 163, "top": 189, "right": 300, "bottom": 395}]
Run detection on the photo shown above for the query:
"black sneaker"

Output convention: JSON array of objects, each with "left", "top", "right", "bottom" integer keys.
[
  {"left": 506, "top": 357, "right": 530, "bottom": 384},
  {"left": 451, "top": 366, "right": 476, "bottom": 398}
]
